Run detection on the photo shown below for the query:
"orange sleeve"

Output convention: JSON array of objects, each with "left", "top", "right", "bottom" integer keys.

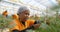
[{"left": 28, "top": 20, "right": 35, "bottom": 26}]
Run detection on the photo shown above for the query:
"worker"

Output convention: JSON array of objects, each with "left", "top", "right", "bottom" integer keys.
[{"left": 10, "top": 6, "right": 41, "bottom": 32}]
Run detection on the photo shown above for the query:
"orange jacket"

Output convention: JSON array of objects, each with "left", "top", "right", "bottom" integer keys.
[{"left": 10, "top": 19, "right": 35, "bottom": 31}]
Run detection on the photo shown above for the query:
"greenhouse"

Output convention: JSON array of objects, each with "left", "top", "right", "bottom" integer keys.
[{"left": 0, "top": 0, "right": 60, "bottom": 32}]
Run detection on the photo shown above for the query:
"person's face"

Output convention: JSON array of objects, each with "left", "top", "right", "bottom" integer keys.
[{"left": 18, "top": 10, "right": 30, "bottom": 22}]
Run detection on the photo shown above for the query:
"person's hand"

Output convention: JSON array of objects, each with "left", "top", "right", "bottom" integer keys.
[{"left": 33, "top": 24, "right": 40, "bottom": 29}]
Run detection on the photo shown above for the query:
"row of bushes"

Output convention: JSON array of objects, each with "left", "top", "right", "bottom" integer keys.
[{"left": 0, "top": 14, "right": 60, "bottom": 32}]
